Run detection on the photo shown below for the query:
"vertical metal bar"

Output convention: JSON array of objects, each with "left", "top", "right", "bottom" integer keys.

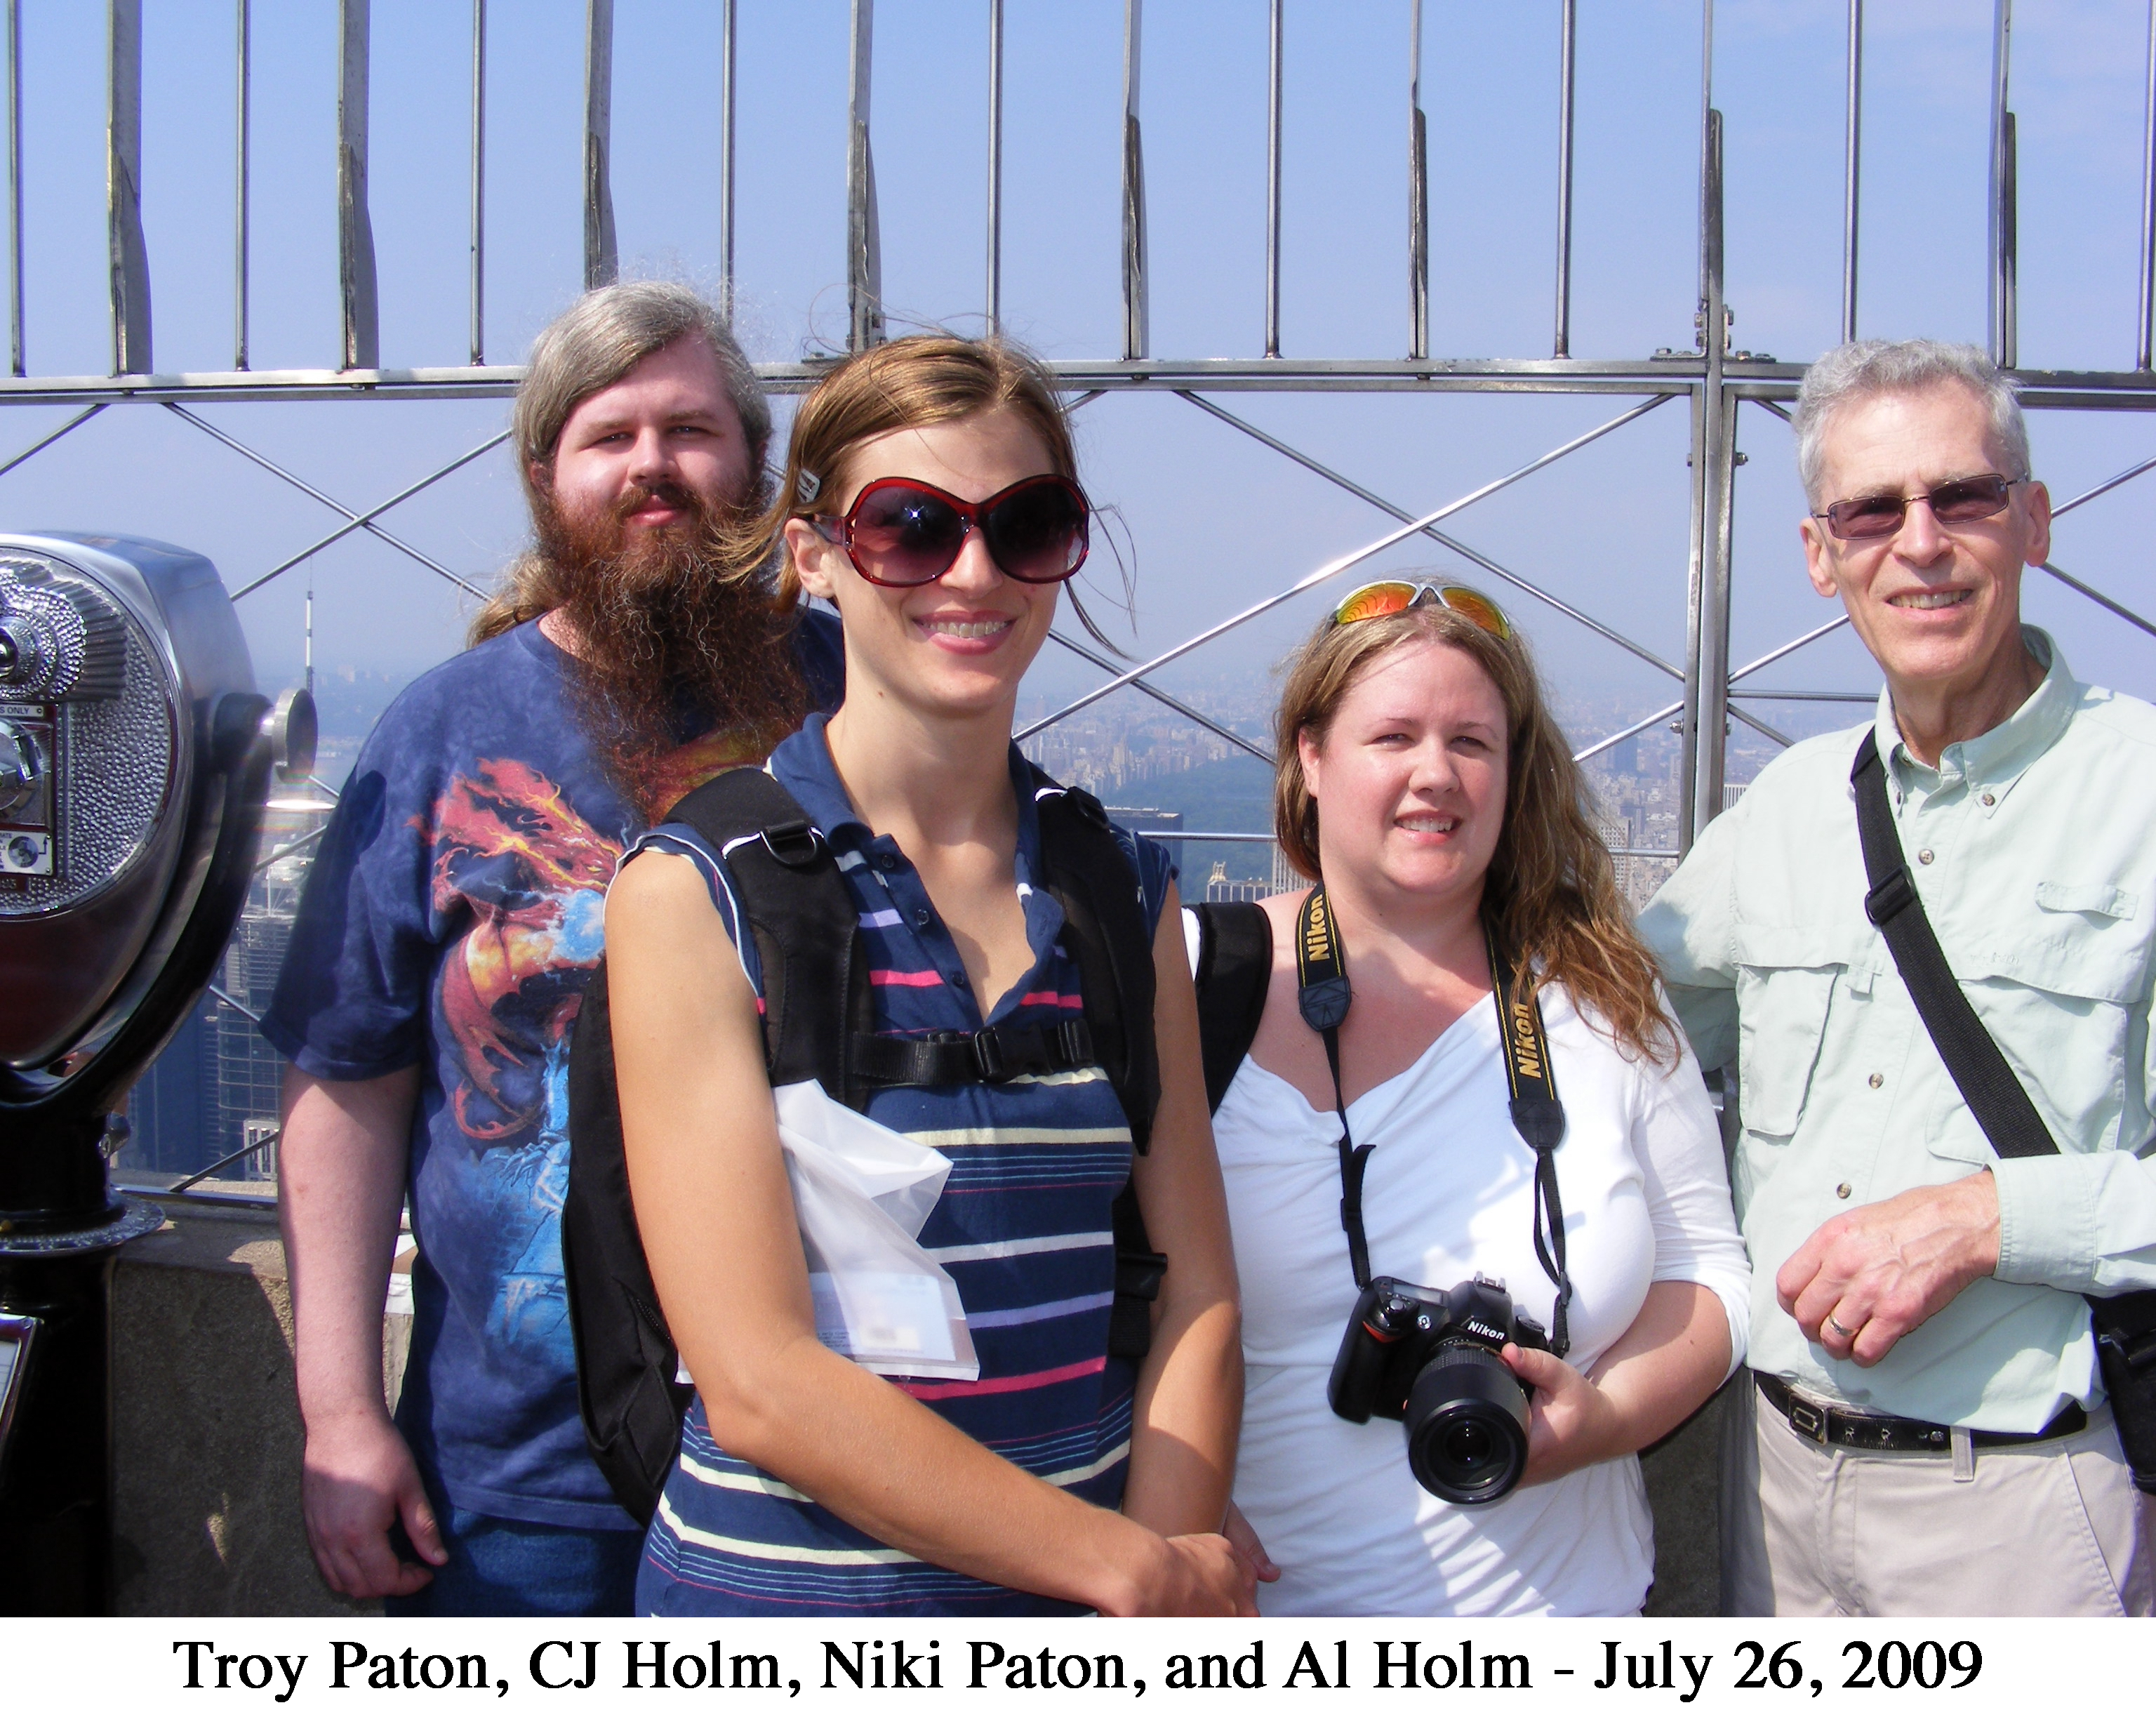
[
  {"left": 1121, "top": 0, "right": 1147, "bottom": 361},
  {"left": 107, "top": 0, "right": 152, "bottom": 376},
  {"left": 337, "top": 0, "right": 378, "bottom": 371},
  {"left": 1264, "top": 0, "right": 1282, "bottom": 358},
  {"left": 6, "top": 0, "right": 22, "bottom": 377},
  {"left": 234, "top": 0, "right": 251, "bottom": 370},
  {"left": 1683, "top": 0, "right": 1731, "bottom": 851},
  {"left": 1407, "top": 0, "right": 1428, "bottom": 362},
  {"left": 583, "top": 0, "right": 617, "bottom": 290},
  {"left": 1988, "top": 0, "right": 2014, "bottom": 367},
  {"left": 985, "top": 0, "right": 1002, "bottom": 333},
  {"left": 847, "top": 0, "right": 882, "bottom": 350},
  {"left": 469, "top": 0, "right": 484, "bottom": 363},
  {"left": 1552, "top": 0, "right": 1576, "bottom": 359},
  {"left": 1841, "top": 0, "right": 1862, "bottom": 345},
  {"left": 720, "top": 0, "right": 737, "bottom": 314},
  {"left": 2141, "top": 0, "right": 2156, "bottom": 369}
]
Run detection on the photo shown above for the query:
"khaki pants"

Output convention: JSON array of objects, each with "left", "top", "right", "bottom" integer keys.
[{"left": 1721, "top": 1373, "right": 2155, "bottom": 1617}]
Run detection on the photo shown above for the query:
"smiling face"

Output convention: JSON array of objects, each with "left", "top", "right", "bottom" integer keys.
[
  {"left": 540, "top": 336, "right": 756, "bottom": 542},
  {"left": 1799, "top": 381, "right": 2051, "bottom": 705},
  {"left": 784, "top": 406, "right": 1061, "bottom": 723},
  {"left": 1298, "top": 637, "right": 1510, "bottom": 913}
]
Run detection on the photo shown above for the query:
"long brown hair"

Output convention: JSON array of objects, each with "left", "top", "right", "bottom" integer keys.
[
  {"left": 1273, "top": 595, "right": 1677, "bottom": 1066},
  {"left": 738, "top": 332, "right": 1124, "bottom": 651},
  {"left": 470, "top": 281, "right": 773, "bottom": 647}
]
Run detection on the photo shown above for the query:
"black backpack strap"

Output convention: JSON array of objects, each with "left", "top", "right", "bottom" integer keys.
[
  {"left": 1850, "top": 729, "right": 2156, "bottom": 1492},
  {"left": 667, "top": 768, "right": 869, "bottom": 1104},
  {"left": 1032, "top": 769, "right": 1169, "bottom": 1358},
  {"left": 1190, "top": 900, "right": 1274, "bottom": 1114},
  {"left": 1033, "top": 773, "right": 1162, "bottom": 1153}
]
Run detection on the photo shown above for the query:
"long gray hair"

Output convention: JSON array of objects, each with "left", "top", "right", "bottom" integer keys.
[{"left": 470, "top": 281, "right": 771, "bottom": 645}]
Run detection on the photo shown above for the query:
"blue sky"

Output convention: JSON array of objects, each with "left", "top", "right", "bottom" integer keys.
[{"left": 2, "top": 1, "right": 2155, "bottom": 743}]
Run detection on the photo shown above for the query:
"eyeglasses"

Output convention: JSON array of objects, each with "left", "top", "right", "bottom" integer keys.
[
  {"left": 1814, "top": 472, "right": 2025, "bottom": 542},
  {"left": 808, "top": 474, "right": 1091, "bottom": 588},
  {"left": 1329, "top": 580, "right": 1512, "bottom": 639}
]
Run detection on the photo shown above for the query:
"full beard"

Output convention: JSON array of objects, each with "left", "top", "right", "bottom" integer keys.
[{"left": 533, "top": 478, "right": 806, "bottom": 818}]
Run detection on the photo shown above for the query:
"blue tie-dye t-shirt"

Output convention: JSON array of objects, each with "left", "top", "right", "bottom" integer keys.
[{"left": 262, "top": 612, "right": 842, "bottom": 1530}]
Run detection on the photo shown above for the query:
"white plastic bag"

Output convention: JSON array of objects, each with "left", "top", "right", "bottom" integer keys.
[{"left": 771, "top": 1080, "right": 980, "bottom": 1381}]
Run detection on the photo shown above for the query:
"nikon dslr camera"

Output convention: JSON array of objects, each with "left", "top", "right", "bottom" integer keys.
[{"left": 1327, "top": 1274, "right": 1549, "bottom": 1505}]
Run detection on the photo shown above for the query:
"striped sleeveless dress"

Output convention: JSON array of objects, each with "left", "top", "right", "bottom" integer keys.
[{"left": 627, "top": 716, "right": 1173, "bottom": 1616}]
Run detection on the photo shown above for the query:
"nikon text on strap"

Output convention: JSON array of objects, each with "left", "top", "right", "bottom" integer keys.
[
  {"left": 1293, "top": 886, "right": 1573, "bottom": 1355},
  {"left": 1851, "top": 728, "right": 2156, "bottom": 1492}
]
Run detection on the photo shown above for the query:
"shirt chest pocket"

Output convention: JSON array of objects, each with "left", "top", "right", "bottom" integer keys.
[{"left": 1731, "top": 928, "right": 1848, "bottom": 1140}]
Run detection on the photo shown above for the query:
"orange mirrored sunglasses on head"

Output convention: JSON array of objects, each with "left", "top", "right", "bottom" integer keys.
[{"left": 1330, "top": 580, "right": 1511, "bottom": 639}]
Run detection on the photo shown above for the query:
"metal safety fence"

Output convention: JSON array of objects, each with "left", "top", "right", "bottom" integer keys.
[{"left": 4, "top": 1, "right": 2155, "bottom": 1198}]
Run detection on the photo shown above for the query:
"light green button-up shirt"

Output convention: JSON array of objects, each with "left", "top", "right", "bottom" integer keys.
[{"left": 1639, "top": 629, "right": 2156, "bottom": 1431}]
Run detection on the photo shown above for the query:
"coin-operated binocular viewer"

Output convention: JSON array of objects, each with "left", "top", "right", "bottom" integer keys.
[{"left": 0, "top": 534, "right": 311, "bottom": 1613}]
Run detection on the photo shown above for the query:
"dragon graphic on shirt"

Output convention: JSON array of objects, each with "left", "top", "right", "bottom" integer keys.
[{"left": 421, "top": 740, "right": 757, "bottom": 1354}]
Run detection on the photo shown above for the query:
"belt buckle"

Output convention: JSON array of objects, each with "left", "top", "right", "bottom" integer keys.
[{"left": 1788, "top": 1398, "right": 1827, "bottom": 1443}]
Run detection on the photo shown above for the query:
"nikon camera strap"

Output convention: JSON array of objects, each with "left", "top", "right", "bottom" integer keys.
[
  {"left": 1294, "top": 885, "right": 1573, "bottom": 1355},
  {"left": 1851, "top": 729, "right": 2156, "bottom": 1493}
]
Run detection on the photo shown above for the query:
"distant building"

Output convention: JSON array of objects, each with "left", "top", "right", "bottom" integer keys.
[
  {"left": 1103, "top": 806, "right": 1183, "bottom": 877},
  {"left": 120, "top": 795, "right": 331, "bottom": 1186},
  {"left": 1204, "top": 860, "right": 1270, "bottom": 904}
]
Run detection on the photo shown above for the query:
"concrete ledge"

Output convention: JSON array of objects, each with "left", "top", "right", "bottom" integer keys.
[{"left": 113, "top": 1205, "right": 408, "bottom": 1617}]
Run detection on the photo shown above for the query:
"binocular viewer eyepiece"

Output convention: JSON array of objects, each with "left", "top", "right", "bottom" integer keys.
[{"left": 0, "top": 533, "right": 300, "bottom": 1612}]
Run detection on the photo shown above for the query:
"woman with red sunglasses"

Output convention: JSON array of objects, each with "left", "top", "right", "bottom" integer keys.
[
  {"left": 601, "top": 335, "right": 1250, "bottom": 1616},
  {"left": 1191, "top": 584, "right": 1750, "bottom": 1616}
]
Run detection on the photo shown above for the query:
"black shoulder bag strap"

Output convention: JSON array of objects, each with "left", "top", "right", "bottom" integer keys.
[
  {"left": 1851, "top": 729, "right": 2156, "bottom": 1491},
  {"left": 1293, "top": 885, "right": 1573, "bottom": 1355}
]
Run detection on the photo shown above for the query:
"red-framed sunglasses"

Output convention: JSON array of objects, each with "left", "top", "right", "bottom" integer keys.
[{"left": 808, "top": 475, "right": 1091, "bottom": 588}]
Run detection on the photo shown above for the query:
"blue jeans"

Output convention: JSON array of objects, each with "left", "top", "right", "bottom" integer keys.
[{"left": 384, "top": 1507, "right": 644, "bottom": 1617}]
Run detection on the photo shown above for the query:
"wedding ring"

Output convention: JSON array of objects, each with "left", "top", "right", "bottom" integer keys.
[{"left": 1825, "top": 1315, "right": 1857, "bottom": 1340}]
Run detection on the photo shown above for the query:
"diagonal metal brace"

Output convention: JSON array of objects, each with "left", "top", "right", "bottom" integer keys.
[
  {"left": 1180, "top": 390, "right": 1683, "bottom": 679},
  {"left": 164, "top": 402, "right": 487, "bottom": 598},
  {"left": 1018, "top": 393, "right": 1674, "bottom": 743},
  {"left": 0, "top": 403, "right": 107, "bottom": 480},
  {"left": 230, "top": 427, "right": 510, "bottom": 599},
  {"left": 1180, "top": 391, "right": 1793, "bottom": 748},
  {"left": 1045, "top": 628, "right": 1274, "bottom": 766}
]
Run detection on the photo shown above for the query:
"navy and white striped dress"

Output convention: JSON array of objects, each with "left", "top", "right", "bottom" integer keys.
[{"left": 627, "top": 716, "right": 1173, "bottom": 1616}]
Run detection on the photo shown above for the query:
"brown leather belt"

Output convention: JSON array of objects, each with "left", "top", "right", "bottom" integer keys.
[{"left": 1756, "top": 1372, "right": 2088, "bottom": 1452}]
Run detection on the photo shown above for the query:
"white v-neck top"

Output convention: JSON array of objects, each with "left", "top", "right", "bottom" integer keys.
[{"left": 1204, "top": 952, "right": 1750, "bottom": 1617}]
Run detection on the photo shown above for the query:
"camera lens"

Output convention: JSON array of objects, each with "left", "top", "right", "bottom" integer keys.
[{"left": 1402, "top": 1340, "right": 1531, "bottom": 1505}]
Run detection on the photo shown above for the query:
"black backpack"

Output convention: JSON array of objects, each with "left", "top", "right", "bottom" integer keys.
[
  {"left": 563, "top": 764, "right": 1169, "bottom": 1523},
  {"left": 1188, "top": 899, "right": 1276, "bottom": 1114}
]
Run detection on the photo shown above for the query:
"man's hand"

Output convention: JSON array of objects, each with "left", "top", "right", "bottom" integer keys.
[
  {"left": 1776, "top": 1170, "right": 2000, "bottom": 1366},
  {"left": 299, "top": 1410, "right": 448, "bottom": 1600}
]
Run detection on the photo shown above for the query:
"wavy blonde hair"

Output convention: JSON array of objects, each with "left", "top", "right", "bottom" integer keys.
[{"left": 1273, "top": 595, "right": 1677, "bottom": 1066}]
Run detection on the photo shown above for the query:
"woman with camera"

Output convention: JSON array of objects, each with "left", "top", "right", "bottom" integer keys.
[
  {"left": 1199, "top": 581, "right": 1749, "bottom": 1616},
  {"left": 601, "top": 335, "right": 1251, "bottom": 1617}
]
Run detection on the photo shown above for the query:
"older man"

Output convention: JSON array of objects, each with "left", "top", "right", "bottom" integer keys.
[
  {"left": 263, "top": 282, "right": 840, "bottom": 1614},
  {"left": 1641, "top": 339, "right": 2156, "bottom": 1617}
]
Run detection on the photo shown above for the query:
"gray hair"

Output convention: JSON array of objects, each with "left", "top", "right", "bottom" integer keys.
[
  {"left": 1792, "top": 339, "right": 2030, "bottom": 505},
  {"left": 510, "top": 279, "right": 771, "bottom": 507}
]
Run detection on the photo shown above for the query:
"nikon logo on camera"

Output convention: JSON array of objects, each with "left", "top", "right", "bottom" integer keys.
[{"left": 1461, "top": 1320, "right": 1508, "bottom": 1345}]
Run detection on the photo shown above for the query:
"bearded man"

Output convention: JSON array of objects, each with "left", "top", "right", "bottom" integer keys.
[{"left": 262, "top": 282, "right": 841, "bottom": 1616}]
